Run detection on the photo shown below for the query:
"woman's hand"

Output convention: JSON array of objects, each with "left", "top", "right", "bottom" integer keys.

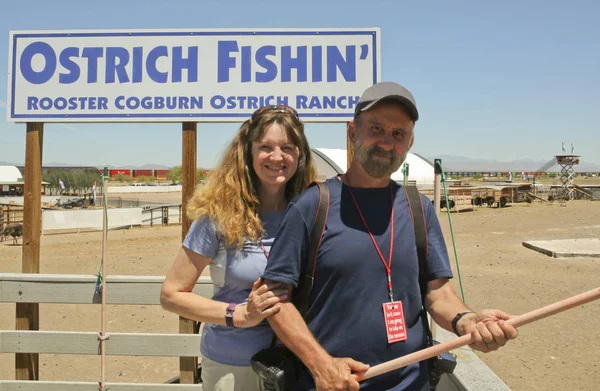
[{"left": 234, "top": 278, "right": 288, "bottom": 328}]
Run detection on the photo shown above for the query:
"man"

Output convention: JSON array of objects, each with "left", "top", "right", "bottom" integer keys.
[{"left": 261, "top": 82, "right": 518, "bottom": 391}]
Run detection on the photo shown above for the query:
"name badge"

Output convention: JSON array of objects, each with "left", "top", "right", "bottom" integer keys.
[{"left": 382, "top": 301, "right": 407, "bottom": 343}]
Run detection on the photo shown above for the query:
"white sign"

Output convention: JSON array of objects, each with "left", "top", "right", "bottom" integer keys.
[{"left": 7, "top": 28, "right": 381, "bottom": 123}]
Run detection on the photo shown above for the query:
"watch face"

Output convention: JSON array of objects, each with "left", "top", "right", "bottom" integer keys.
[
  {"left": 226, "top": 303, "right": 236, "bottom": 315},
  {"left": 225, "top": 304, "right": 236, "bottom": 327}
]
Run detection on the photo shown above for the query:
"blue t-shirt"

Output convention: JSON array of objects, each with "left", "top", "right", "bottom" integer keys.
[
  {"left": 183, "top": 211, "right": 284, "bottom": 366},
  {"left": 263, "top": 178, "right": 453, "bottom": 390}
]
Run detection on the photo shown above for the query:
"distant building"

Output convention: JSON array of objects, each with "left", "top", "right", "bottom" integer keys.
[{"left": 0, "top": 165, "right": 49, "bottom": 196}]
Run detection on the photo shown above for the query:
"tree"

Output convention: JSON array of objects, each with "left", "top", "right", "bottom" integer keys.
[
  {"left": 166, "top": 166, "right": 208, "bottom": 184},
  {"left": 114, "top": 173, "right": 134, "bottom": 183},
  {"left": 137, "top": 175, "right": 156, "bottom": 184},
  {"left": 42, "top": 169, "right": 100, "bottom": 195},
  {"left": 167, "top": 166, "right": 182, "bottom": 183}
]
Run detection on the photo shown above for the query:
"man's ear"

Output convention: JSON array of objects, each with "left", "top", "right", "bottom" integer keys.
[
  {"left": 409, "top": 134, "right": 415, "bottom": 149},
  {"left": 347, "top": 120, "right": 357, "bottom": 141}
]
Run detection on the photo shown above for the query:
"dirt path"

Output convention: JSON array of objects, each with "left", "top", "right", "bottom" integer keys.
[
  {"left": 439, "top": 200, "right": 599, "bottom": 391},
  {"left": 1, "top": 199, "right": 599, "bottom": 390}
]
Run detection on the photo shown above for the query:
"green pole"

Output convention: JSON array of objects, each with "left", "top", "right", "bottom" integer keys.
[{"left": 403, "top": 163, "right": 409, "bottom": 186}]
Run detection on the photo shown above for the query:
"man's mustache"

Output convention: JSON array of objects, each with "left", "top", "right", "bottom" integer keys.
[{"left": 368, "top": 146, "right": 397, "bottom": 160}]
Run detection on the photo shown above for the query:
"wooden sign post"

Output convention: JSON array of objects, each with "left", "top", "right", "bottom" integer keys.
[
  {"left": 16, "top": 122, "right": 44, "bottom": 380},
  {"left": 180, "top": 122, "right": 198, "bottom": 384}
]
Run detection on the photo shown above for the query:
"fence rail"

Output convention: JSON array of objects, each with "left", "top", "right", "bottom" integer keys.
[
  {"left": 0, "top": 273, "right": 212, "bottom": 305},
  {"left": 0, "top": 330, "right": 202, "bottom": 357},
  {"left": 0, "top": 381, "right": 201, "bottom": 390},
  {"left": 0, "top": 273, "right": 209, "bottom": 388},
  {"left": 142, "top": 204, "right": 183, "bottom": 227}
]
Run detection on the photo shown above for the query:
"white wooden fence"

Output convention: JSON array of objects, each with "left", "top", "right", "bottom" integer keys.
[
  {"left": 0, "top": 273, "right": 511, "bottom": 391},
  {"left": 42, "top": 208, "right": 143, "bottom": 232},
  {"left": 0, "top": 273, "right": 212, "bottom": 390}
]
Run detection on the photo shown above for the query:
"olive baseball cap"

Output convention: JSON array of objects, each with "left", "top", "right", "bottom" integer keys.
[{"left": 354, "top": 82, "right": 419, "bottom": 121}]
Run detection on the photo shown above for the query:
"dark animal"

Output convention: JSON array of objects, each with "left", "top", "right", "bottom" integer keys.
[
  {"left": 3, "top": 223, "right": 23, "bottom": 245},
  {"left": 433, "top": 199, "right": 455, "bottom": 210},
  {"left": 484, "top": 196, "right": 496, "bottom": 207},
  {"left": 442, "top": 199, "right": 455, "bottom": 210},
  {"left": 471, "top": 197, "right": 484, "bottom": 207}
]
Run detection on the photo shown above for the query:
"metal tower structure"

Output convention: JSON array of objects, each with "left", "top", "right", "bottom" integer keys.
[{"left": 555, "top": 154, "right": 580, "bottom": 203}]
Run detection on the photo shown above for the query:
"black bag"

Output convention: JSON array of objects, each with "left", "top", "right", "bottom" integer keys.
[
  {"left": 251, "top": 182, "right": 330, "bottom": 391},
  {"left": 405, "top": 185, "right": 457, "bottom": 389},
  {"left": 250, "top": 345, "right": 301, "bottom": 391}
]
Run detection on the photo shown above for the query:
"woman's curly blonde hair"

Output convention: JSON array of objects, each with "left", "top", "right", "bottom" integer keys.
[{"left": 186, "top": 110, "right": 316, "bottom": 247}]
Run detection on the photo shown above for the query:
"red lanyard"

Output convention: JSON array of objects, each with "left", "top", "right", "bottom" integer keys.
[
  {"left": 259, "top": 238, "right": 269, "bottom": 260},
  {"left": 347, "top": 184, "right": 395, "bottom": 303}
]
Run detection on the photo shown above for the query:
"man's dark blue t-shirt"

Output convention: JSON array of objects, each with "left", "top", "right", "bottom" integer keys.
[{"left": 263, "top": 177, "right": 453, "bottom": 391}]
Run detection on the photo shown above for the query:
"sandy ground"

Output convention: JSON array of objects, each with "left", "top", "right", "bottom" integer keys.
[{"left": 1, "top": 196, "right": 599, "bottom": 390}]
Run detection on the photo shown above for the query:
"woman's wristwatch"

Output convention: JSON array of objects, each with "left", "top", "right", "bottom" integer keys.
[{"left": 225, "top": 303, "right": 237, "bottom": 327}]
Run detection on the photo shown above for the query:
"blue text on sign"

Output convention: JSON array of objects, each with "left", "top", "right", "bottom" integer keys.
[
  {"left": 217, "top": 41, "right": 369, "bottom": 83},
  {"left": 18, "top": 41, "right": 370, "bottom": 85}
]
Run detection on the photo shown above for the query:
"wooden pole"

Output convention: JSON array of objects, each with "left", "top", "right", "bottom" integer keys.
[
  {"left": 356, "top": 286, "right": 600, "bottom": 382},
  {"left": 16, "top": 122, "right": 43, "bottom": 380},
  {"left": 99, "top": 169, "right": 109, "bottom": 390},
  {"left": 180, "top": 122, "right": 198, "bottom": 384}
]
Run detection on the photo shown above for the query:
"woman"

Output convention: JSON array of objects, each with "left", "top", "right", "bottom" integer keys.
[{"left": 160, "top": 105, "right": 316, "bottom": 391}]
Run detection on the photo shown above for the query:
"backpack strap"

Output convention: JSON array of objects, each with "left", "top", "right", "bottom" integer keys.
[
  {"left": 294, "top": 181, "right": 330, "bottom": 318},
  {"left": 403, "top": 185, "right": 432, "bottom": 344}
]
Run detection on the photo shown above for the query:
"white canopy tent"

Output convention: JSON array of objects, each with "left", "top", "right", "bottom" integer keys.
[{"left": 0, "top": 166, "right": 23, "bottom": 182}]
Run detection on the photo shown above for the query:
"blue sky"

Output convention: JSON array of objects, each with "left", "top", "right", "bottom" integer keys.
[{"left": 1, "top": 0, "right": 599, "bottom": 168}]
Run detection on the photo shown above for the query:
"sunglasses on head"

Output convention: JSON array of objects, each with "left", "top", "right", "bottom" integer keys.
[{"left": 251, "top": 105, "right": 299, "bottom": 121}]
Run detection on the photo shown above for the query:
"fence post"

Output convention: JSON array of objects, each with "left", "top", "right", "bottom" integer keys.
[
  {"left": 180, "top": 121, "right": 198, "bottom": 383},
  {"left": 16, "top": 122, "right": 43, "bottom": 380}
]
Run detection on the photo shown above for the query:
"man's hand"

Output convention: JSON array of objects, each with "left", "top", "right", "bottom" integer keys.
[
  {"left": 458, "top": 309, "right": 518, "bottom": 352},
  {"left": 312, "top": 357, "right": 369, "bottom": 391}
]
